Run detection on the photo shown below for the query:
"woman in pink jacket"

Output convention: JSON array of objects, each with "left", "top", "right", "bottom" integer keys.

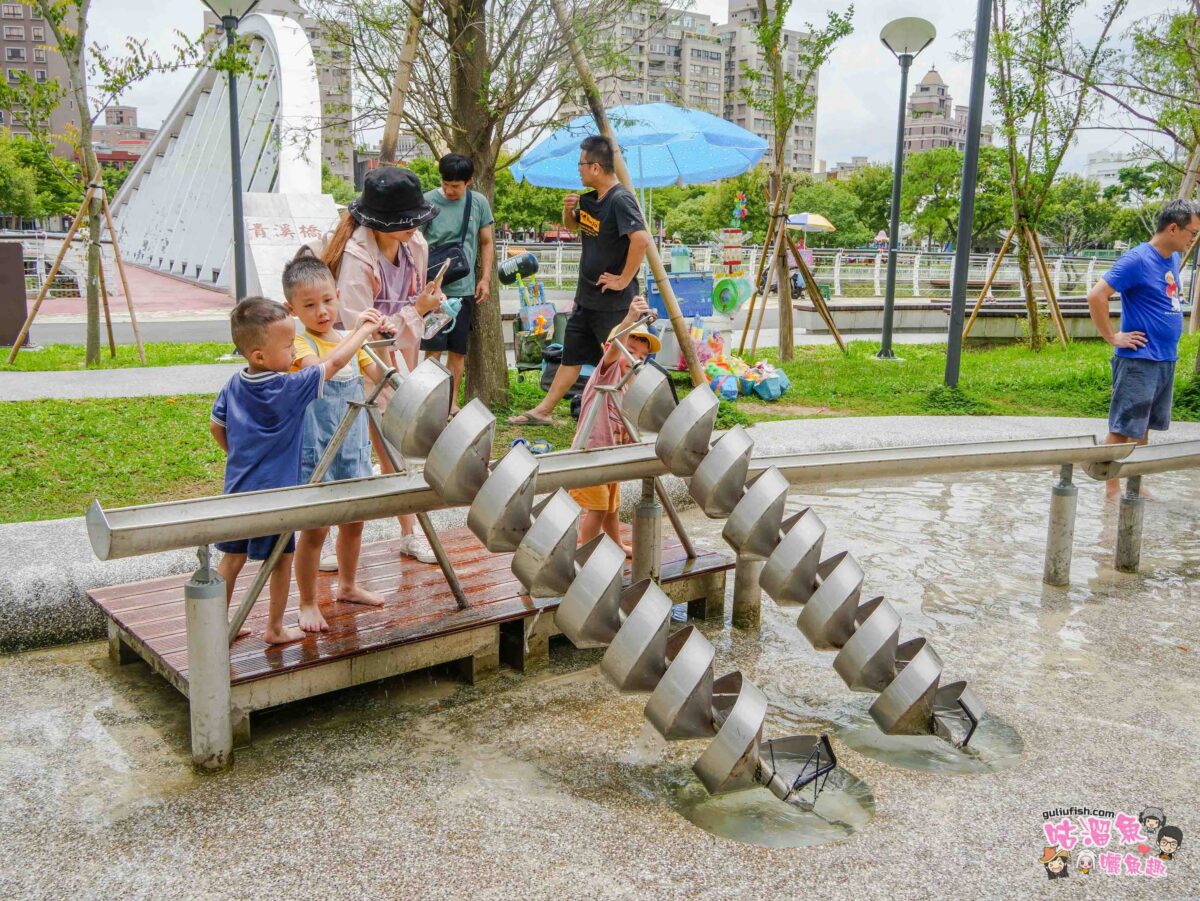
[{"left": 319, "top": 166, "right": 445, "bottom": 564}]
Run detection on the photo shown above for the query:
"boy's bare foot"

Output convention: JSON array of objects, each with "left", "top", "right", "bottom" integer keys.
[
  {"left": 297, "top": 605, "right": 329, "bottom": 632},
  {"left": 262, "top": 625, "right": 306, "bottom": 645},
  {"left": 622, "top": 543, "right": 634, "bottom": 557},
  {"left": 336, "top": 584, "right": 385, "bottom": 607},
  {"left": 233, "top": 626, "right": 252, "bottom": 640}
]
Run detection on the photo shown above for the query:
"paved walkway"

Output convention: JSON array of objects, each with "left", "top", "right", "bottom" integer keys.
[{"left": 1, "top": 363, "right": 242, "bottom": 401}]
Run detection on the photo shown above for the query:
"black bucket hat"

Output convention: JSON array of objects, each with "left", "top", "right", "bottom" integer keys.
[{"left": 348, "top": 166, "right": 440, "bottom": 232}]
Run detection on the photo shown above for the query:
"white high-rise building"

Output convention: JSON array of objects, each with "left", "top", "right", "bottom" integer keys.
[
  {"left": 716, "top": 0, "right": 818, "bottom": 173},
  {"left": 1085, "top": 150, "right": 1153, "bottom": 193}
]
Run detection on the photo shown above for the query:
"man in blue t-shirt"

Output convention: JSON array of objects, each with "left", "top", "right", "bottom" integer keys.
[{"left": 1087, "top": 199, "right": 1200, "bottom": 497}]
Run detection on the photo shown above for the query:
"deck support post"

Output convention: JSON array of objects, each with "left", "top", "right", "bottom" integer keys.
[
  {"left": 1115, "top": 475, "right": 1144, "bottom": 574},
  {"left": 184, "top": 546, "right": 233, "bottom": 771},
  {"left": 732, "top": 554, "right": 764, "bottom": 629},
  {"left": 1042, "top": 464, "right": 1077, "bottom": 587},
  {"left": 632, "top": 477, "right": 662, "bottom": 583}
]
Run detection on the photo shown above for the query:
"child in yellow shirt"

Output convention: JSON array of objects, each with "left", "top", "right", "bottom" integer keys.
[{"left": 284, "top": 248, "right": 393, "bottom": 633}]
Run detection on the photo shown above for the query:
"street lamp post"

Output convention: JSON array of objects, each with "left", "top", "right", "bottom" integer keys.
[
  {"left": 203, "top": 0, "right": 260, "bottom": 300},
  {"left": 944, "top": 0, "right": 993, "bottom": 388},
  {"left": 878, "top": 17, "right": 935, "bottom": 360}
]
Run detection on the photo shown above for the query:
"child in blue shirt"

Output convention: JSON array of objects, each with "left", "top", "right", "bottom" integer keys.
[{"left": 210, "top": 296, "right": 383, "bottom": 645}]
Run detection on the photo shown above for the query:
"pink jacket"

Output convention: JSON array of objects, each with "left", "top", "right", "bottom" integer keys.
[{"left": 329, "top": 223, "right": 429, "bottom": 374}]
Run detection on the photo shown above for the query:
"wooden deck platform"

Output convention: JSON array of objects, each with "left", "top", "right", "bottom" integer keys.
[{"left": 89, "top": 527, "right": 732, "bottom": 746}]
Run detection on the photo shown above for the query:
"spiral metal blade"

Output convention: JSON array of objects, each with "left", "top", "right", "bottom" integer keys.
[
  {"left": 554, "top": 534, "right": 626, "bottom": 648},
  {"left": 601, "top": 580, "right": 672, "bottom": 691},
  {"left": 622, "top": 363, "right": 676, "bottom": 435},
  {"left": 512, "top": 489, "right": 580, "bottom": 598},
  {"left": 425, "top": 398, "right": 495, "bottom": 505},
  {"left": 645, "top": 626, "right": 717, "bottom": 740},
  {"left": 723, "top": 467, "right": 790, "bottom": 559},
  {"left": 379, "top": 357, "right": 452, "bottom": 459},
  {"left": 466, "top": 444, "right": 538, "bottom": 552},
  {"left": 654, "top": 384, "right": 718, "bottom": 476},
  {"left": 694, "top": 672, "right": 768, "bottom": 795},
  {"left": 688, "top": 426, "right": 753, "bottom": 518}
]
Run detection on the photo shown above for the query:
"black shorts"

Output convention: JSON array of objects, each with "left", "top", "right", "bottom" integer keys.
[
  {"left": 421, "top": 294, "right": 475, "bottom": 355},
  {"left": 562, "top": 304, "right": 629, "bottom": 366}
]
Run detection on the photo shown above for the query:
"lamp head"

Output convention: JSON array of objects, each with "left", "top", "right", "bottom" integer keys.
[
  {"left": 880, "top": 17, "right": 936, "bottom": 60},
  {"left": 202, "top": 0, "right": 261, "bottom": 21}
]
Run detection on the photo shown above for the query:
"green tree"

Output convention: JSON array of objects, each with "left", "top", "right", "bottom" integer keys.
[
  {"left": 788, "top": 180, "right": 869, "bottom": 248},
  {"left": 845, "top": 163, "right": 892, "bottom": 235},
  {"left": 900, "top": 146, "right": 1011, "bottom": 250},
  {"left": 3, "top": 133, "right": 77, "bottom": 218},
  {"left": 0, "top": 138, "right": 41, "bottom": 219},
  {"left": 1040, "top": 175, "right": 1119, "bottom": 252},
  {"left": 492, "top": 167, "right": 566, "bottom": 233},
  {"left": 989, "top": 0, "right": 1127, "bottom": 349},
  {"left": 321, "top": 161, "right": 358, "bottom": 205},
  {"left": 1102, "top": 162, "right": 1174, "bottom": 235},
  {"left": 663, "top": 195, "right": 714, "bottom": 244},
  {"left": 741, "top": 0, "right": 854, "bottom": 359}
]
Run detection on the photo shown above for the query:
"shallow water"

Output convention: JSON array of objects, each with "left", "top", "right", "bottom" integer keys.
[{"left": 3, "top": 466, "right": 1200, "bottom": 878}]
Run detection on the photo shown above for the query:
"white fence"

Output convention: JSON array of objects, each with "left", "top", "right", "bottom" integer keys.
[
  {"left": 497, "top": 241, "right": 1136, "bottom": 300},
  {"left": 6, "top": 230, "right": 121, "bottom": 302}
]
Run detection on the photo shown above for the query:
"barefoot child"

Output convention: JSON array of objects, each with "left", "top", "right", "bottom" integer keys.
[
  {"left": 210, "top": 296, "right": 383, "bottom": 645},
  {"left": 283, "top": 250, "right": 393, "bottom": 632},
  {"left": 568, "top": 297, "right": 659, "bottom": 555}
]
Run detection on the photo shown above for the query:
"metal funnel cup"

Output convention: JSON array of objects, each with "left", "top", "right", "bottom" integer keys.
[
  {"left": 654, "top": 384, "right": 718, "bottom": 476},
  {"left": 689, "top": 426, "right": 753, "bottom": 517},
  {"left": 425, "top": 398, "right": 495, "bottom": 504},
  {"left": 466, "top": 443, "right": 539, "bottom": 552},
  {"left": 694, "top": 671, "right": 767, "bottom": 795},
  {"left": 380, "top": 357, "right": 452, "bottom": 459},
  {"left": 600, "top": 579, "right": 671, "bottom": 691},
  {"left": 554, "top": 534, "right": 626, "bottom": 648},
  {"left": 723, "top": 467, "right": 790, "bottom": 559},
  {"left": 645, "top": 626, "right": 717, "bottom": 740},
  {"left": 512, "top": 489, "right": 581, "bottom": 598},
  {"left": 622, "top": 363, "right": 676, "bottom": 434},
  {"left": 869, "top": 637, "right": 942, "bottom": 736}
]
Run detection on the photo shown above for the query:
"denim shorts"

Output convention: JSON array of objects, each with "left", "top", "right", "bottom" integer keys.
[
  {"left": 1109, "top": 356, "right": 1176, "bottom": 439},
  {"left": 216, "top": 533, "right": 295, "bottom": 560}
]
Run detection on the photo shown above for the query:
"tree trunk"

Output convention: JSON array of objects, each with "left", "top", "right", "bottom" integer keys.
[
  {"left": 448, "top": 0, "right": 510, "bottom": 408},
  {"left": 1015, "top": 221, "right": 1043, "bottom": 351},
  {"left": 463, "top": 164, "right": 510, "bottom": 408}
]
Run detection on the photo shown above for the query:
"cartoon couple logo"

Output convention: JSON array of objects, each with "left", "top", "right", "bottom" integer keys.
[
  {"left": 1138, "top": 807, "right": 1183, "bottom": 861},
  {"left": 1039, "top": 806, "right": 1183, "bottom": 880}
]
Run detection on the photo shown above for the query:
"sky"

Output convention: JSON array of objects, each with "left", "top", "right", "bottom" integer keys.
[{"left": 91, "top": 0, "right": 1179, "bottom": 174}]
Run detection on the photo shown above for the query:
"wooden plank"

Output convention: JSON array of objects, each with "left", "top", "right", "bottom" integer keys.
[{"left": 87, "top": 528, "right": 732, "bottom": 692}]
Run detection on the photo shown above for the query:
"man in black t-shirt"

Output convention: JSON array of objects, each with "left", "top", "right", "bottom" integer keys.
[{"left": 508, "top": 135, "right": 650, "bottom": 425}]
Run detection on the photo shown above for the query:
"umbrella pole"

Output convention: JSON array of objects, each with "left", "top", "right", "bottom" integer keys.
[{"left": 549, "top": 0, "right": 706, "bottom": 388}]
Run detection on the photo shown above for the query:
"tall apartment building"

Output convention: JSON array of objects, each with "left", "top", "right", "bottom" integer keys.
[
  {"left": 0, "top": 1, "right": 72, "bottom": 149},
  {"left": 563, "top": 0, "right": 819, "bottom": 174},
  {"left": 563, "top": 6, "right": 725, "bottom": 116},
  {"left": 717, "top": 0, "right": 818, "bottom": 173},
  {"left": 204, "top": 0, "right": 353, "bottom": 181},
  {"left": 902, "top": 67, "right": 993, "bottom": 156}
]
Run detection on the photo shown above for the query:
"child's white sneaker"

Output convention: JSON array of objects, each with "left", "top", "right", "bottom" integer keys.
[
  {"left": 398, "top": 533, "right": 437, "bottom": 563},
  {"left": 318, "top": 529, "right": 338, "bottom": 572}
]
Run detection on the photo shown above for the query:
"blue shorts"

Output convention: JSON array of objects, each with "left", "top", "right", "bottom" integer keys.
[
  {"left": 1109, "top": 356, "right": 1176, "bottom": 439},
  {"left": 216, "top": 534, "right": 295, "bottom": 560}
]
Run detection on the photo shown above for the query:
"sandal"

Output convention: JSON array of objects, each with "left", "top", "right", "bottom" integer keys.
[{"left": 507, "top": 411, "right": 554, "bottom": 426}]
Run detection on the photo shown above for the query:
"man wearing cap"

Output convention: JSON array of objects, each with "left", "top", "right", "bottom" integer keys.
[{"left": 509, "top": 134, "right": 650, "bottom": 425}]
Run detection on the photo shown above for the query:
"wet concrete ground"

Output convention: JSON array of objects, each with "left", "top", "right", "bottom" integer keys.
[{"left": 1, "top": 468, "right": 1198, "bottom": 899}]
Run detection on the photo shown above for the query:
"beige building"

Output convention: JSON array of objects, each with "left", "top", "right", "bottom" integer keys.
[
  {"left": 716, "top": 0, "right": 818, "bottom": 174},
  {"left": 92, "top": 106, "right": 157, "bottom": 148},
  {"left": 903, "top": 67, "right": 993, "bottom": 157},
  {"left": 204, "top": 0, "right": 353, "bottom": 181},
  {"left": 564, "top": 6, "right": 725, "bottom": 116},
  {"left": 0, "top": 1, "right": 72, "bottom": 151}
]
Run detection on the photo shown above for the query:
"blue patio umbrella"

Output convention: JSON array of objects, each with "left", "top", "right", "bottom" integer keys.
[{"left": 510, "top": 103, "right": 768, "bottom": 189}]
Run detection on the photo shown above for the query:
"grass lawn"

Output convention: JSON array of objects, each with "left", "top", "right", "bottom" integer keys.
[
  {"left": 1, "top": 342, "right": 234, "bottom": 371},
  {"left": 4, "top": 336, "right": 1200, "bottom": 523}
]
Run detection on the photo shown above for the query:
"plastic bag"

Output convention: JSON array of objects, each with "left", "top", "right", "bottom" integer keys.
[{"left": 710, "top": 374, "right": 740, "bottom": 401}]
